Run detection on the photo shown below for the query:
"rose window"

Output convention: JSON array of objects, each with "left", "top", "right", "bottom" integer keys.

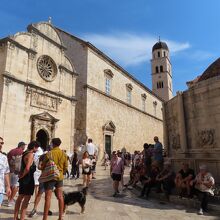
[{"left": 37, "top": 55, "right": 57, "bottom": 81}]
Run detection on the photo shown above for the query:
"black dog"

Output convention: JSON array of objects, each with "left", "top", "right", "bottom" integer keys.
[{"left": 63, "top": 187, "right": 88, "bottom": 214}]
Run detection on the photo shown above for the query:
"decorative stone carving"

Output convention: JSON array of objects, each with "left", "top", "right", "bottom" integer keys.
[
  {"left": 28, "top": 52, "right": 36, "bottom": 60},
  {"left": 5, "top": 78, "right": 12, "bottom": 86},
  {"left": 197, "top": 129, "right": 215, "bottom": 147},
  {"left": 26, "top": 86, "right": 32, "bottom": 95},
  {"left": 167, "top": 115, "right": 181, "bottom": 151},
  {"left": 8, "top": 42, "right": 15, "bottom": 50},
  {"left": 171, "top": 134, "right": 181, "bottom": 150},
  {"left": 37, "top": 55, "right": 57, "bottom": 81},
  {"left": 141, "top": 93, "right": 147, "bottom": 99},
  {"left": 30, "top": 90, "right": 61, "bottom": 112},
  {"left": 103, "top": 121, "right": 116, "bottom": 133},
  {"left": 153, "top": 101, "right": 157, "bottom": 106}
]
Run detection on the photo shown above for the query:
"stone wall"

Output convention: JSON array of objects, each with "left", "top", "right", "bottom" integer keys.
[
  {"left": 87, "top": 48, "right": 163, "bottom": 120},
  {"left": 86, "top": 88, "right": 163, "bottom": 159},
  {"left": 57, "top": 30, "right": 89, "bottom": 147},
  {"left": 0, "top": 45, "right": 7, "bottom": 107},
  {"left": 164, "top": 76, "right": 220, "bottom": 182},
  {"left": 0, "top": 80, "right": 74, "bottom": 152}
]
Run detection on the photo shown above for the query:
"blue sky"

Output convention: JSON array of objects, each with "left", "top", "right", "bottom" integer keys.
[{"left": 0, "top": 0, "right": 219, "bottom": 93}]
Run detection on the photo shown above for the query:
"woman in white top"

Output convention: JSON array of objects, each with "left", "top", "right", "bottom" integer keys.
[{"left": 82, "top": 151, "right": 92, "bottom": 187}]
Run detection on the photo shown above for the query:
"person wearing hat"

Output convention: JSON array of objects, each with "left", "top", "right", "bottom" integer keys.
[
  {"left": 7, "top": 141, "right": 26, "bottom": 207},
  {"left": 190, "top": 165, "right": 215, "bottom": 215}
]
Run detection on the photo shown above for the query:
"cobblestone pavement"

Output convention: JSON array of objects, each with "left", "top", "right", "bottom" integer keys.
[{"left": 0, "top": 165, "right": 219, "bottom": 220}]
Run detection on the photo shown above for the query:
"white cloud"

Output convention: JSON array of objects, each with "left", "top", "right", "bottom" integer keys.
[
  {"left": 81, "top": 32, "right": 190, "bottom": 66},
  {"left": 188, "top": 50, "right": 215, "bottom": 61}
]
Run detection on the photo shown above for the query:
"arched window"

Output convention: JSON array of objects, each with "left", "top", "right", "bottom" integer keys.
[
  {"left": 156, "top": 66, "right": 159, "bottom": 73},
  {"left": 160, "top": 65, "right": 163, "bottom": 72},
  {"left": 158, "top": 51, "right": 160, "bottom": 57},
  {"left": 164, "top": 51, "right": 166, "bottom": 57},
  {"left": 157, "top": 81, "right": 164, "bottom": 89}
]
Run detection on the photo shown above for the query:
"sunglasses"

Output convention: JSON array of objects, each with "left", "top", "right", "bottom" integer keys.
[{"left": 0, "top": 142, "right": 4, "bottom": 144}]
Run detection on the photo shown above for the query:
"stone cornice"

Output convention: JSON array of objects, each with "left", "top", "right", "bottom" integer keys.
[
  {"left": 104, "top": 69, "right": 114, "bottom": 78},
  {"left": 3, "top": 72, "right": 77, "bottom": 102},
  {"left": 84, "top": 84, "right": 163, "bottom": 122},
  {"left": 126, "top": 83, "right": 133, "bottom": 90},
  {"left": 58, "top": 65, "right": 79, "bottom": 77},
  {"left": 27, "top": 24, "right": 67, "bottom": 51},
  {"left": 0, "top": 37, "right": 37, "bottom": 55}
]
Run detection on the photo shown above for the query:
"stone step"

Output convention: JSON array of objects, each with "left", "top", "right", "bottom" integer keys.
[{"left": 134, "top": 183, "right": 220, "bottom": 213}]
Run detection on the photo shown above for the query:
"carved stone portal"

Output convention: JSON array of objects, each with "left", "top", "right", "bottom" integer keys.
[
  {"left": 30, "top": 112, "right": 59, "bottom": 144},
  {"left": 103, "top": 121, "right": 116, "bottom": 159}
]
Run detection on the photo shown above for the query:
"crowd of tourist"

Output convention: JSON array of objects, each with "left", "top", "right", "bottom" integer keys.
[
  {"left": 109, "top": 136, "right": 216, "bottom": 216},
  {"left": 0, "top": 136, "right": 98, "bottom": 220},
  {"left": 0, "top": 135, "right": 217, "bottom": 219}
]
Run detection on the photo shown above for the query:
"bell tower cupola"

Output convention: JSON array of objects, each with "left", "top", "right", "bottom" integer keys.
[{"left": 151, "top": 39, "right": 173, "bottom": 101}]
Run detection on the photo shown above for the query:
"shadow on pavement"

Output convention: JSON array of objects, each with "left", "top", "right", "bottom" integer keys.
[{"left": 87, "top": 172, "right": 220, "bottom": 220}]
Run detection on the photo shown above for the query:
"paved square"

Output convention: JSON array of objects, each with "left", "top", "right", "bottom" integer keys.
[{"left": 0, "top": 166, "right": 219, "bottom": 220}]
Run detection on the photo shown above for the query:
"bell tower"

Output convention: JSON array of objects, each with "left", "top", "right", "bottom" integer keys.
[{"left": 151, "top": 39, "right": 173, "bottom": 101}]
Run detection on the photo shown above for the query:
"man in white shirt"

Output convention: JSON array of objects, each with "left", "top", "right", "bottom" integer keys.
[
  {"left": 86, "top": 139, "right": 98, "bottom": 179},
  {"left": 0, "top": 137, "right": 11, "bottom": 207}
]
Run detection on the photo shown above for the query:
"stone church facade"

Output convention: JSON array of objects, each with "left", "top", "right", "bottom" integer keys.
[
  {"left": 0, "top": 22, "right": 77, "bottom": 152},
  {"left": 0, "top": 21, "right": 165, "bottom": 156},
  {"left": 164, "top": 58, "right": 220, "bottom": 182}
]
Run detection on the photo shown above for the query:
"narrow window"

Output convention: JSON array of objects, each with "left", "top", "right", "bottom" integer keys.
[
  {"left": 153, "top": 101, "right": 157, "bottom": 117},
  {"left": 127, "top": 89, "right": 132, "bottom": 104},
  {"left": 156, "top": 66, "right": 159, "bottom": 73},
  {"left": 142, "top": 97, "right": 146, "bottom": 112},
  {"left": 158, "top": 51, "right": 160, "bottom": 57},
  {"left": 157, "top": 81, "right": 164, "bottom": 89},
  {"left": 105, "top": 77, "right": 111, "bottom": 95},
  {"left": 164, "top": 51, "right": 166, "bottom": 57},
  {"left": 160, "top": 65, "right": 163, "bottom": 72}
]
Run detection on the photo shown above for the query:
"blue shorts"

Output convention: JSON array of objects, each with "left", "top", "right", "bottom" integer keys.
[{"left": 0, "top": 193, "right": 4, "bottom": 205}]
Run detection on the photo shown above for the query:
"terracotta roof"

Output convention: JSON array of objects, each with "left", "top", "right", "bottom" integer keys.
[
  {"left": 198, "top": 58, "right": 220, "bottom": 82},
  {"left": 186, "top": 75, "right": 201, "bottom": 87}
]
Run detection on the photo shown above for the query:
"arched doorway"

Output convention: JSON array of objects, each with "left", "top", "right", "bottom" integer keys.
[
  {"left": 36, "top": 129, "right": 48, "bottom": 151},
  {"left": 103, "top": 121, "right": 116, "bottom": 159}
]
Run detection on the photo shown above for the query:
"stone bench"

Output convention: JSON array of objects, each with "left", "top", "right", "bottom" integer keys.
[{"left": 134, "top": 182, "right": 220, "bottom": 213}]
